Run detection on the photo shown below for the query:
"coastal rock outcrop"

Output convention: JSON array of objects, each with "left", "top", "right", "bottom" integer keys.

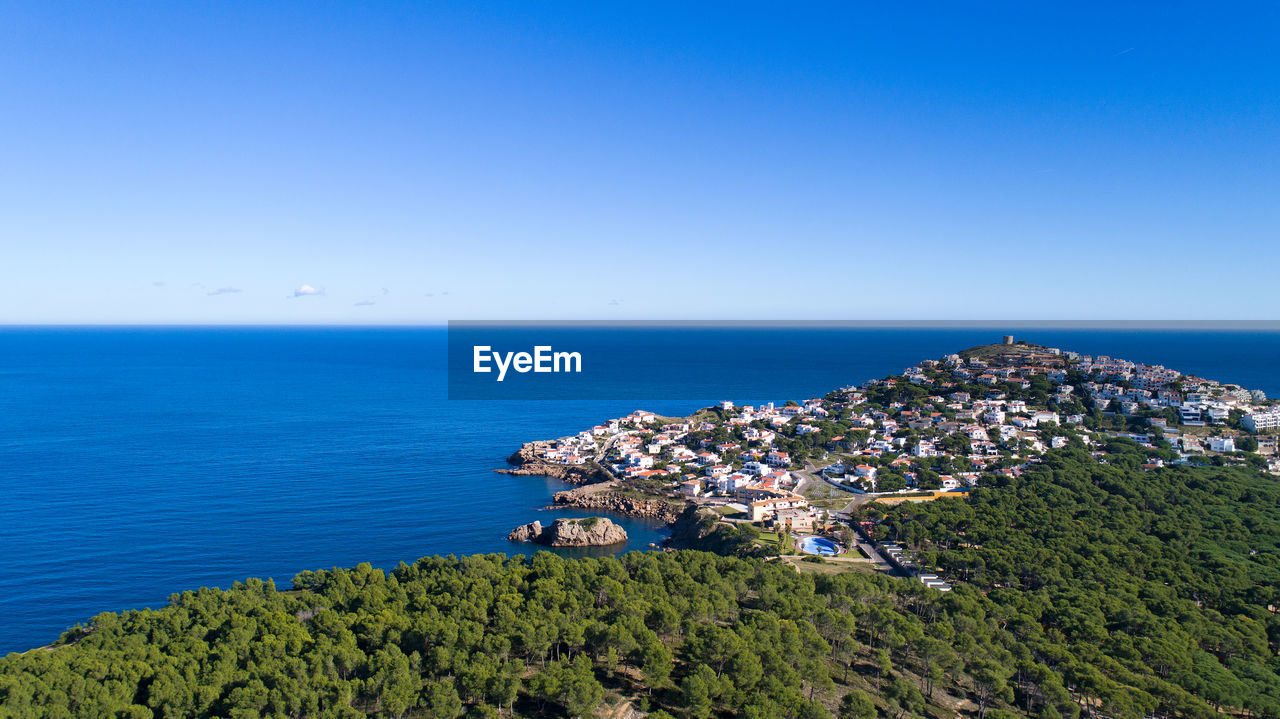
[
  {"left": 552, "top": 484, "right": 684, "bottom": 523},
  {"left": 507, "top": 517, "right": 628, "bottom": 547},
  {"left": 495, "top": 442, "right": 608, "bottom": 485},
  {"left": 507, "top": 521, "right": 543, "bottom": 543},
  {"left": 663, "top": 504, "right": 725, "bottom": 549}
]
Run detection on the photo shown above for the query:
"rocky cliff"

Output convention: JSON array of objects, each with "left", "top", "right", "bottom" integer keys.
[
  {"left": 495, "top": 442, "right": 608, "bottom": 485},
  {"left": 507, "top": 517, "right": 628, "bottom": 547},
  {"left": 507, "top": 521, "right": 544, "bottom": 544},
  {"left": 552, "top": 484, "right": 684, "bottom": 523},
  {"left": 663, "top": 504, "right": 723, "bottom": 548}
]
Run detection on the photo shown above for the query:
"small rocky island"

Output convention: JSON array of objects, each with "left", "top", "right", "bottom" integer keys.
[{"left": 508, "top": 517, "right": 628, "bottom": 547}]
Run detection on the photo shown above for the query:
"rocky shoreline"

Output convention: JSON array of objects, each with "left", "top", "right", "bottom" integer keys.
[
  {"left": 499, "top": 442, "right": 694, "bottom": 550},
  {"left": 494, "top": 441, "right": 608, "bottom": 485},
  {"left": 550, "top": 482, "right": 685, "bottom": 523}
]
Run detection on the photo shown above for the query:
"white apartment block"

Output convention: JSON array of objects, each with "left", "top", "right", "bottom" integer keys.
[{"left": 1243, "top": 409, "right": 1280, "bottom": 432}]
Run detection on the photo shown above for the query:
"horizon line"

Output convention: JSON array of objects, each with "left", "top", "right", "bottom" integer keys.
[{"left": 3, "top": 320, "right": 1280, "bottom": 330}]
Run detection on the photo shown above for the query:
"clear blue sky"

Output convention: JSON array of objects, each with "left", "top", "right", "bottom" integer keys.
[{"left": 2, "top": 2, "right": 1277, "bottom": 323}]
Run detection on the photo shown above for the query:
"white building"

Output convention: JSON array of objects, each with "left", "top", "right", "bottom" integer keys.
[
  {"left": 912, "top": 441, "right": 938, "bottom": 457},
  {"left": 716, "top": 473, "right": 750, "bottom": 494},
  {"left": 1208, "top": 437, "right": 1236, "bottom": 453},
  {"left": 1243, "top": 409, "right": 1280, "bottom": 432}
]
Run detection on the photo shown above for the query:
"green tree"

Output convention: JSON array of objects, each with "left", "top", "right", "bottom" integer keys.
[
  {"left": 423, "top": 681, "right": 463, "bottom": 719},
  {"left": 838, "top": 689, "right": 875, "bottom": 719},
  {"left": 370, "top": 646, "right": 418, "bottom": 718}
]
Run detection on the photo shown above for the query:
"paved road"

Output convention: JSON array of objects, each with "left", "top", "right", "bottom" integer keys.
[
  {"left": 797, "top": 461, "right": 858, "bottom": 497},
  {"left": 854, "top": 539, "right": 893, "bottom": 571},
  {"left": 590, "top": 430, "right": 639, "bottom": 482},
  {"left": 794, "top": 461, "right": 875, "bottom": 516},
  {"left": 595, "top": 430, "right": 636, "bottom": 461}
]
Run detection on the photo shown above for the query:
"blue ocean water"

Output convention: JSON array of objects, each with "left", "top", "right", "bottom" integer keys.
[{"left": 1, "top": 326, "right": 1278, "bottom": 654}]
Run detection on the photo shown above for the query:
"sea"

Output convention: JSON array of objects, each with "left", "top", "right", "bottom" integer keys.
[{"left": 2, "top": 326, "right": 1278, "bottom": 655}]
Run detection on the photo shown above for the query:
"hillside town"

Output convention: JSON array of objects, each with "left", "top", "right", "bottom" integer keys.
[{"left": 516, "top": 339, "right": 1280, "bottom": 586}]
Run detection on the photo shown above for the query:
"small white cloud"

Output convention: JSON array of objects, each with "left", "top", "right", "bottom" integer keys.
[
  {"left": 381, "top": 287, "right": 390, "bottom": 295},
  {"left": 291, "top": 284, "right": 324, "bottom": 298},
  {"left": 608, "top": 298, "right": 622, "bottom": 306},
  {"left": 207, "top": 287, "right": 242, "bottom": 296}
]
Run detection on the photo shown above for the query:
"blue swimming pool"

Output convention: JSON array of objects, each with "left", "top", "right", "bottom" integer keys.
[{"left": 800, "top": 536, "right": 840, "bottom": 556}]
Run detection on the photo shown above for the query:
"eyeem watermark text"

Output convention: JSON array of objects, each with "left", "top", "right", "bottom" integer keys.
[{"left": 473, "top": 345, "right": 582, "bottom": 382}]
